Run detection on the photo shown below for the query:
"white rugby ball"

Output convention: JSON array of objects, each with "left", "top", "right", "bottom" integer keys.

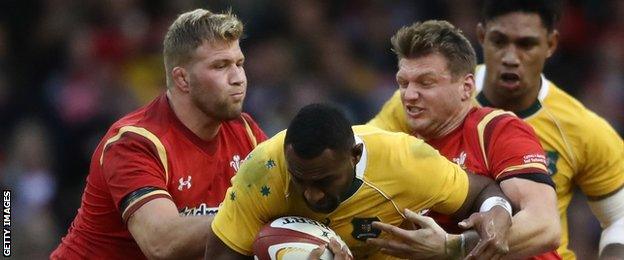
[{"left": 253, "top": 216, "right": 353, "bottom": 260}]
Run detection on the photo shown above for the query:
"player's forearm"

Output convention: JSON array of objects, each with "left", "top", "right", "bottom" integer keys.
[
  {"left": 454, "top": 174, "right": 508, "bottom": 220},
  {"left": 497, "top": 177, "right": 560, "bottom": 258},
  {"left": 141, "top": 215, "right": 213, "bottom": 260},
  {"left": 505, "top": 208, "right": 560, "bottom": 259}
]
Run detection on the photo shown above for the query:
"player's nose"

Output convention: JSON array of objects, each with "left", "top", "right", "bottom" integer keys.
[
  {"left": 229, "top": 65, "right": 246, "bottom": 87},
  {"left": 404, "top": 85, "right": 420, "bottom": 101},
  {"left": 501, "top": 46, "right": 520, "bottom": 67}
]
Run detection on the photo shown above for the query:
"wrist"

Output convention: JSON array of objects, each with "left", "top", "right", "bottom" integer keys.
[
  {"left": 479, "top": 196, "right": 512, "bottom": 216},
  {"left": 445, "top": 234, "right": 465, "bottom": 259}
]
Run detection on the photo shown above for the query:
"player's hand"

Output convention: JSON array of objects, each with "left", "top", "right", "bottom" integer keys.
[
  {"left": 308, "top": 238, "right": 352, "bottom": 260},
  {"left": 459, "top": 206, "right": 511, "bottom": 260},
  {"left": 366, "top": 208, "right": 450, "bottom": 259}
]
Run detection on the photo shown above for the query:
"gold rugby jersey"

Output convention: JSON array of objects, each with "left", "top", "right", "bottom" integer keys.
[
  {"left": 212, "top": 125, "right": 470, "bottom": 259},
  {"left": 475, "top": 65, "right": 624, "bottom": 260}
]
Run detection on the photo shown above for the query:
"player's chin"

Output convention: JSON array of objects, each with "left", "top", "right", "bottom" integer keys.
[
  {"left": 222, "top": 105, "right": 244, "bottom": 120},
  {"left": 306, "top": 200, "right": 338, "bottom": 214}
]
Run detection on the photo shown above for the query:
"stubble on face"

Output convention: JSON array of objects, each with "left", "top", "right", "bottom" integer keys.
[{"left": 187, "top": 40, "right": 247, "bottom": 121}]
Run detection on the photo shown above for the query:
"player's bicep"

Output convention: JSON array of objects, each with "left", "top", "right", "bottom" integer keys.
[
  {"left": 499, "top": 177, "right": 556, "bottom": 212},
  {"left": 487, "top": 118, "right": 549, "bottom": 180},
  {"left": 127, "top": 198, "right": 181, "bottom": 256}
]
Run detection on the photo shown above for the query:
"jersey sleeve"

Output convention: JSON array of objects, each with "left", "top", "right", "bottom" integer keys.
[
  {"left": 211, "top": 140, "right": 287, "bottom": 255},
  {"left": 575, "top": 112, "right": 624, "bottom": 198},
  {"left": 485, "top": 116, "right": 550, "bottom": 181},
  {"left": 100, "top": 132, "right": 172, "bottom": 222},
  {"left": 367, "top": 90, "right": 410, "bottom": 133},
  {"left": 395, "top": 135, "right": 470, "bottom": 215}
]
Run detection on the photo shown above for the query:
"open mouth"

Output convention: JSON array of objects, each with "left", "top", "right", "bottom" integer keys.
[
  {"left": 499, "top": 72, "right": 521, "bottom": 89},
  {"left": 405, "top": 105, "right": 425, "bottom": 117},
  {"left": 501, "top": 72, "right": 520, "bottom": 82}
]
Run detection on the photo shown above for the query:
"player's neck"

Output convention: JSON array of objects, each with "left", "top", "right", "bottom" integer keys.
[
  {"left": 421, "top": 104, "right": 471, "bottom": 141},
  {"left": 481, "top": 83, "right": 540, "bottom": 113},
  {"left": 166, "top": 90, "right": 221, "bottom": 141}
]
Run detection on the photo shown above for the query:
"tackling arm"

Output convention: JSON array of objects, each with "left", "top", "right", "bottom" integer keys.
[
  {"left": 450, "top": 173, "right": 513, "bottom": 259},
  {"left": 127, "top": 198, "right": 214, "bottom": 260},
  {"left": 500, "top": 177, "right": 560, "bottom": 258}
]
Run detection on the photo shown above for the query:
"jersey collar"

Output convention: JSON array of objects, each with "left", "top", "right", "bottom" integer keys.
[
  {"left": 340, "top": 135, "right": 367, "bottom": 200},
  {"left": 474, "top": 65, "right": 549, "bottom": 119}
]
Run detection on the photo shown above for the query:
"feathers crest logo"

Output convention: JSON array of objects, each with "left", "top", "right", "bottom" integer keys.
[{"left": 351, "top": 217, "right": 381, "bottom": 241}]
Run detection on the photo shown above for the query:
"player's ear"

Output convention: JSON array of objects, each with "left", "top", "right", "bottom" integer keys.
[
  {"left": 546, "top": 29, "right": 559, "bottom": 58},
  {"left": 351, "top": 143, "right": 364, "bottom": 165},
  {"left": 461, "top": 73, "right": 475, "bottom": 101},
  {"left": 476, "top": 23, "right": 486, "bottom": 45},
  {"left": 172, "top": 67, "right": 190, "bottom": 93}
]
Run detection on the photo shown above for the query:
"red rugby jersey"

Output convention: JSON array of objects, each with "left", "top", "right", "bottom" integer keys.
[
  {"left": 51, "top": 93, "right": 267, "bottom": 259},
  {"left": 426, "top": 107, "right": 559, "bottom": 260}
]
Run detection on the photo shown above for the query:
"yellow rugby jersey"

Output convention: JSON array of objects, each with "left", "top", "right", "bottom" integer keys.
[
  {"left": 367, "top": 65, "right": 624, "bottom": 259},
  {"left": 367, "top": 90, "right": 410, "bottom": 134},
  {"left": 474, "top": 65, "right": 624, "bottom": 260},
  {"left": 212, "top": 125, "right": 470, "bottom": 259}
]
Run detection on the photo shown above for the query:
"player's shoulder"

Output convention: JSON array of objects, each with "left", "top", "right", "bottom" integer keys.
[
  {"left": 256, "top": 129, "right": 287, "bottom": 152},
  {"left": 466, "top": 107, "right": 522, "bottom": 132},
  {"left": 107, "top": 94, "right": 170, "bottom": 138},
  {"left": 470, "top": 107, "right": 515, "bottom": 121},
  {"left": 367, "top": 90, "right": 408, "bottom": 133},
  {"left": 542, "top": 83, "right": 615, "bottom": 133},
  {"left": 353, "top": 125, "right": 439, "bottom": 161},
  {"left": 234, "top": 130, "right": 288, "bottom": 187},
  {"left": 95, "top": 94, "right": 176, "bottom": 161},
  {"left": 353, "top": 124, "right": 415, "bottom": 142}
]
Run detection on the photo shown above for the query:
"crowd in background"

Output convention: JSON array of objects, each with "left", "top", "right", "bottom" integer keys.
[{"left": 0, "top": 0, "right": 622, "bottom": 258}]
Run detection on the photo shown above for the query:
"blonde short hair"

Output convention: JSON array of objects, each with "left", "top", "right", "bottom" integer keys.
[
  {"left": 391, "top": 20, "right": 476, "bottom": 81},
  {"left": 163, "top": 9, "right": 244, "bottom": 87}
]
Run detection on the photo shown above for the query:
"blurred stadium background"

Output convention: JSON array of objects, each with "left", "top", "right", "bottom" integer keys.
[{"left": 0, "top": 0, "right": 622, "bottom": 258}]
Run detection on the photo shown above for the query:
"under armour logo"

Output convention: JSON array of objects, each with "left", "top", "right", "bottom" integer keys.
[{"left": 178, "top": 176, "right": 192, "bottom": 191}]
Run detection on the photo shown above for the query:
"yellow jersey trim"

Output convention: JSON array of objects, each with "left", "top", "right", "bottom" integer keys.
[
  {"left": 476, "top": 111, "right": 515, "bottom": 170},
  {"left": 499, "top": 163, "right": 549, "bottom": 177},
  {"left": 100, "top": 126, "right": 170, "bottom": 184},
  {"left": 121, "top": 190, "right": 171, "bottom": 220},
  {"left": 241, "top": 116, "right": 258, "bottom": 148}
]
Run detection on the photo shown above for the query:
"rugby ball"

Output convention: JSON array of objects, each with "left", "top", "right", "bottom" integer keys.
[{"left": 253, "top": 216, "right": 353, "bottom": 260}]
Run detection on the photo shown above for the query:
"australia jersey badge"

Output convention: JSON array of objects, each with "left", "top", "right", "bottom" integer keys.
[
  {"left": 546, "top": 151, "right": 559, "bottom": 175},
  {"left": 351, "top": 217, "right": 381, "bottom": 241}
]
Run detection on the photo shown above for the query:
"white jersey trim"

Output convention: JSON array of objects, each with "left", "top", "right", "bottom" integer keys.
[{"left": 354, "top": 135, "right": 367, "bottom": 180}]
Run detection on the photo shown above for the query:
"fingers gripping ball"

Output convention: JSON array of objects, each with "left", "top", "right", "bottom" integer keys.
[{"left": 253, "top": 216, "right": 353, "bottom": 260}]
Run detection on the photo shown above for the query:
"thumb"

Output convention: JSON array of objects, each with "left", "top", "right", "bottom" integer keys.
[
  {"left": 458, "top": 213, "right": 478, "bottom": 229},
  {"left": 404, "top": 208, "right": 434, "bottom": 228},
  {"left": 308, "top": 244, "right": 326, "bottom": 260}
]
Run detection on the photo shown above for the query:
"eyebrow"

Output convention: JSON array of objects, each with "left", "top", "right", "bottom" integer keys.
[
  {"left": 210, "top": 57, "right": 244, "bottom": 63},
  {"left": 489, "top": 30, "right": 540, "bottom": 41},
  {"left": 288, "top": 165, "right": 328, "bottom": 181}
]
